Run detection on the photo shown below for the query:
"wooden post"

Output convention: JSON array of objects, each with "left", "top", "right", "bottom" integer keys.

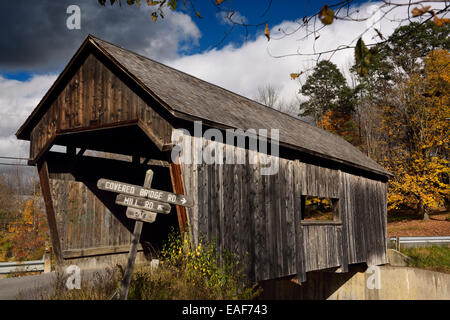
[
  {"left": 37, "top": 160, "right": 64, "bottom": 268},
  {"left": 119, "top": 170, "right": 153, "bottom": 300}
]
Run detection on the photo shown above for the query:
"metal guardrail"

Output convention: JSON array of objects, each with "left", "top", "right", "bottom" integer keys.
[
  {"left": 389, "top": 236, "right": 450, "bottom": 249},
  {"left": 0, "top": 256, "right": 45, "bottom": 274}
]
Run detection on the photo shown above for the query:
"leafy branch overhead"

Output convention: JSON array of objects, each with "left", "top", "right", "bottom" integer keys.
[{"left": 97, "top": 0, "right": 449, "bottom": 81}]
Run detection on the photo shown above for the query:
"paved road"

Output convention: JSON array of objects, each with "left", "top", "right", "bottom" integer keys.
[
  {"left": 0, "top": 268, "right": 108, "bottom": 300},
  {"left": 0, "top": 272, "right": 56, "bottom": 300}
]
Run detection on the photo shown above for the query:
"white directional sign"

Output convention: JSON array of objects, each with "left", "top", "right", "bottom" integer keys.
[
  {"left": 97, "top": 178, "right": 193, "bottom": 207},
  {"left": 116, "top": 194, "right": 171, "bottom": 214}
]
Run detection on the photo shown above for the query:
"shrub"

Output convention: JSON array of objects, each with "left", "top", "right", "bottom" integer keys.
[{"left": 33, "top": 230, "right": 260, "bottom": 300}]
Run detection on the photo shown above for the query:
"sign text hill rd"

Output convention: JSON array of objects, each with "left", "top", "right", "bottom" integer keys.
[
  {"left": 97, "top": 178, "right": 194, "bottom": 207},
  {"left": 116, "top": 194, "right": 171, "bottom": 214}
]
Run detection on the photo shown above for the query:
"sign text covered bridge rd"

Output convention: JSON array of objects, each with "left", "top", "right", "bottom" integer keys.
[{"left": 97, "top": 178, "right": 194, "bottom": 207}]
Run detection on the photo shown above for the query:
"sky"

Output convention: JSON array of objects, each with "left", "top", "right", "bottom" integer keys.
[{"left": 0, "top": 0, "right": 443, "bottom": 163}]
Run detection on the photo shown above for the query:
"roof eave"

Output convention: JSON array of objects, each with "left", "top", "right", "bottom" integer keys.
[
  {"left": 170, "top": 108, "right": 393, "bottom": 178},
  {"left": 16, "top": 35, "right": 393, "bottom": 179}
]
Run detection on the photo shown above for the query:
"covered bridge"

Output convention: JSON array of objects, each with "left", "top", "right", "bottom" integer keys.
[{"left": 16, "top": 35, "right": 391, "bottom": 283}]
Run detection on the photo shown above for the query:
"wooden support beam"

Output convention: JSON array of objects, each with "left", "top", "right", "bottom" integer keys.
[
  {"left": 37, "top": 160, "right": 64, "bottom": 268},
  {"left": 77, "top": 147, "right": 86, "bottom": 157},
  {"left": 64, "top": 244, "right": 144, "bottom": 259},
  {"left": 169, "top": 163, "right": 188, "bottom": 236}
]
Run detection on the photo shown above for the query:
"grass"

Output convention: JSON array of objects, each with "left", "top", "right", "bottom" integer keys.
[
  {"left": 388, "top": 209, "right": 450, "bottom": 223},
  {"left": 401, "top": 246, "right": 450, "bottom": 274},
  {"left": 29, "top": 231, "right": 261, "bottom": 300},
  {"left": 387, "top": 209, "right": 423, "bottom": 223}
]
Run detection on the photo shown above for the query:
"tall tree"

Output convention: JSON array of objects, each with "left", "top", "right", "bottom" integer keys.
[
  {"left": 351, "top": 21, "right": 450, "bottom": 159},
  {"left": 299, "top": 60, "right": 356, "bottom": 125},
  {"left": 380, "top": 49, "right": 449, "bottom": 218}
]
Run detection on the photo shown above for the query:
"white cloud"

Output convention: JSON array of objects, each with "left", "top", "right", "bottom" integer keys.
[{"left": 0, "top": 74, "right": 57, "bottom": 158}]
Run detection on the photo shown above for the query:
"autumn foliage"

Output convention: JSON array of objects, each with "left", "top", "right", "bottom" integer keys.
[
  {"left": 318, "top": 110, "right": 360, "bottom": 145},
  {"left": 381, "top": 49, "right": 449, "bottom": 213},
  {"left": 302, "top": 21, "right": 449, "bottom": 217},
  {"left": 8, "top": 198, "right": 49, "bottom": 261}
]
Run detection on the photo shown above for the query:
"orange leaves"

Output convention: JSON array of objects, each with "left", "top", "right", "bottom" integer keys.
[
  {"left": 216, "top": 0, "right": 226, "bottom": 5},
  {"left": 318, "top": 110, "right": 360, "bottom": 144},
  {"left": 319, "top": 5, "right": 334, "bottom": 25},
  {"left": 411, "top": 6, "right": 449, "bottom": 27},
  {"left": 433, "top": 15, "right": 450, "bottom": 27},
  {"left": 290, "top": 72, "right": 302, "bottom": 80},
  {"left": 264, "top": 23, "right": 270, "bottom": 41},
  {"left": 411, "top": 6, "right": 431, "bottom": 17}
]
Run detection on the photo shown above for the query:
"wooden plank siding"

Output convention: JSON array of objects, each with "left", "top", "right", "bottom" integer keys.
[
  {"left": 29, "top": 53, "right": 173, "bottom": 161},
  {"left": 179, "top": 134, "right": 388, "bottom": 282},
  {"left": 50, "top": 176, "right": 133, "bottom": 255}
]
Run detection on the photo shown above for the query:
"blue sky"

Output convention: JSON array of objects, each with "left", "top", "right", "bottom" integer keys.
[{"left": 183, "top": 0, "right": 354, "bottom": 51}]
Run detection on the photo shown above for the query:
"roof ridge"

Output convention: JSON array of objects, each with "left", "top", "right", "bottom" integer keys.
[
  {"left": 89, "top": 35, "right": 324, "bottom": 128},
  {"left": 90, "top": 35, "right": 386, "bottom": 172}
]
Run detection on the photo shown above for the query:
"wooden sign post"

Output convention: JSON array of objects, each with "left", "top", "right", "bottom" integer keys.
[
  {"left": 119, "top": 170, "right": 154, "bottom": 300},
  {"left": 97, "top": 173, "right": 193, "bottom": 300}
]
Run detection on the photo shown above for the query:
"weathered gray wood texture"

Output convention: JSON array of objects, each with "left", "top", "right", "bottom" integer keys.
[
  {"left": 29, "top": 53, "right": 173, "bottom": 161},
  {"left": 179, "top": 135, "right": 387, "bottom": 282},
  {"left": 49, "top": 176, "right": 133, "bottom": 256}
]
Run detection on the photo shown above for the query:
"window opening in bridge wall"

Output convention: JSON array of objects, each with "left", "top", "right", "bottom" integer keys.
[{"left": 301, "top": 196, "right": 340, "bottom": 222}]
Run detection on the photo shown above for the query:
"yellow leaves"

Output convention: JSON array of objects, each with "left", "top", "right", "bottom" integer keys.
[
  {"left": 378, "top": 51, "right": 449, "bottom": 212},
  {"left": 147, "top": 0, "right": 160, "bottom": 5},
  {"left": 411, "top": 6, "right": 431, "bottom": 17},
  {"left": 290, "top": 72, "right": 302, "bottom": 80},
  {"left": 264, "top": 23, "right": 270, "bottom": 41},
  {"left": 196, "top": 11, "right": 203, "bottom": 19},
  {"left": 319, "top": 5, "right": 334, "bottom": 25},
  {"left": 168, "top": 0, "right": 177, "bottom": 10}
]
